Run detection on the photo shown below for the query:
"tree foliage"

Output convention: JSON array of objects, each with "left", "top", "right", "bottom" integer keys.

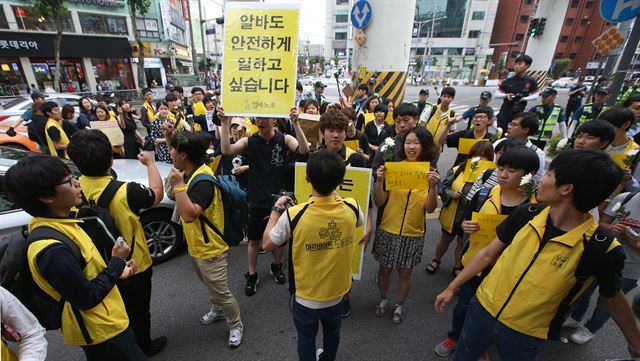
[
  {"left": 30, "top": 0, "right": 68, "bottom": 93},
  {"left": 128, "top": 0, "right": 152, "bottom": 88},
  {"left": 552, "top": 58, "right": 572, "bottom": 78}
]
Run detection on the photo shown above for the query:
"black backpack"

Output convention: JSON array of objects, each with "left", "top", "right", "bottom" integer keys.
[
  {"left": 75, "top": 180, "right": 129, "bottom": 262},
  {"left": 0, "top": 226, "right": 93, "bottom": 343}
]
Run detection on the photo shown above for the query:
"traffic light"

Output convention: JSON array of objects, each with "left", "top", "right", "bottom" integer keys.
[
  {"left": 528, "top": 18, "right": 539, "bottom": 37},
  {"left": 537, "top": 17, "right": 547, "bottom": 36}
]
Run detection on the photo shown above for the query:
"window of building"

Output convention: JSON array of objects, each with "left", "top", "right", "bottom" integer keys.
[
  {"left": 524, "top": 0, "right": 533, "bottom": 4},
  {"left": 416, "top": 48, "right": 425, "bottom": 55},
  {"left": 586, "top": 1, "right": 594, "bottom": 9},
  {"left": 415, "top": 0, "right": 471, "bottom": 38},
  {"left": 335, "top": 14, "right": 348, "bottom": 23},
  {"left": 575, "top": 36, "right": 583, "bottom": 43},
  {"left": 432, "top": 48, "right": 445, "bottom": 55},
  {"left": 447, "top": 48, "right": 463, "bottom": 55},
  {"left": 555, "top": 52, "right": 563, "bottom": 59},
  {"left": 79, "top": 13, "right": 128, "bottom": 35},
  {"left": 569, "top": 53, "right": 577, "bottom": 59},
  {"left": 0, "top": 9, "right": 8, "bottom": 29},
  {"left": 468, "top": 30, "right": 480, "bottom": 38},
  {"left": 511, "top": 51, "right": 521, "bottom": 59},
  {"left": 559, "top": 36, "right": 569, "bottom": 43},
  {"left": 565, "top": 18, "right": 574, "bottom": 26},
  {"left": 515, "top": 33, "right": 524, "bottom": 41},
  {"left": 519, "top": 15, "right": 529, "bottom": 23},
  {"left": 12, "top": 6, "right": 73, "bottom": 32},
  {"left": 135, "top": 18, "right": 160, "bottom": 39},
  {"left": 581, "top": 18, "right": 589, "bottom": 26},
  {"left": 472, "top": 11, "right": 484, "bottom": 20},
  {"left": 335, "top": 32, "right": 347, "bottom": 40},
  {"left": 570, "top": 0, "right": 580, "bottom": 8},
  {"left": 336, "top": 0, "right": 349, "bottom": 4}
]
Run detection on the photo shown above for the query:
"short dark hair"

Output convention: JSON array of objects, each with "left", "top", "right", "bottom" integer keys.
[
  {"left": 515, "top": 54, "right": 533, "bottom": 66},
  {"left": 169, "top": 132, "right": 209, "bottom": 164},
  {"left": 303, "top": 99, "right": 319, "bottom": 113},
  {"left": 61, "top": 104, "right": 75, "bottom": 120},
  {"left": 68, "top": 129, "right": 112, "bottom": 176},
  {"left": 296, "top": 81, "right": 303, "bottom": 92},
  {"left": 191, "top": 87, "right": 204, "bottom": 95},
  {"left": 373, "top": 104, "right": 388, "bottom": 118},
  {"left": 319, "top": 109, "right": 349, "bottom": 132},
  {"left": 393, "top": 102, "right": 419, "bottom": 119},
  {"left": 513, "top": 112, "right": 540, "bottom": 136},
  {"left": 497, "top": 146, "right": 540, "bottom": 175},
  {"left": 549, "top": 149, "right": 622, "bottom": 212},
  {"left": 306, "top": 149, "right": 345, "bottom": 195},
  {"left": 575, "top": 120, "right": 616, "bottom": 146},
  {"left": 156, "top": 100, "right": 169, "bottom": 110},
  {"left": 141, "top": 87, "right": 152, "bottom": 96},
  {"left": 440, "top": 87, "right": 456, "bottom": 97},
  {"left": 4, "top": 155, "right": 71, "bottom": 216},
  {"left": 341, "top": 107, "right": 357, "bottom": 122},
  {"left": 165, "top": 93, "right": 178, "bottom": 102},
  {"left": 397, "top": 126, "right": 438, "bottom": 162},
  {"left": 599, "top": 106, "right": 635, "bottom": 131},
  {"left": 203, "top": 95, "right": 215, "bottom": 106},
  {"left": 475, "top": 106, "right": 494, "bottom": 120},
  {"left": 40, "top": 101, "right": 59, "bottom": 118},
  {"left": 495, "top": 138, "right": 525, "bottom": 154},
  {"left": 623, "top": 95, "right": 640, "bottom": 108},
  {"left": 174, "top": 86, "right": 184, "bottom": 94},
  {"left": 357, "top": 84, "right": 368, "bottom": 92}
]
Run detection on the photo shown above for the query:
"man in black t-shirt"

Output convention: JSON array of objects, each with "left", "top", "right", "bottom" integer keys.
[
  {"left": 495, "top": 54, "right": 539, "bottom": 131},
  {"left": 566, "top": 77, "right": 588, "bottom": 119}
]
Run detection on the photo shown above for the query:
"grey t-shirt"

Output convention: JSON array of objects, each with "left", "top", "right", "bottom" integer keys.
[{"left": 604, "top": 192, "right": 640, "bottom": 279}]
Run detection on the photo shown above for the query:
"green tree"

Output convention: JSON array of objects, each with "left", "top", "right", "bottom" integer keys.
[
  {"left": 497, "top": 58, "right": 505, "bottom": 74},
  {"left": 552, "top": 58, "right": 572, "bottom": 78},
  {"left": 128, "top": 0, "right": 152, "bottom": 88},
  {"left": 414, "top": 56, "right": 423, "bottom": 74},
  {"left": 333, "top": 54, "right": 340, "bottom": 67},
  {"left": 30, "top": 0, "right": 67, "bottom": 93},
  {"left": 318, "top": 56, "right": 326, "bottom": 72},
  {"left": 447, "top": 56, "right": 454, "bottom": 68},
  {"left": 432, "top": 57, "right": 438, "bottom": 66}
]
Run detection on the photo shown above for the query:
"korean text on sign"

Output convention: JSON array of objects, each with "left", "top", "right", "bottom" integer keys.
[
  {"left": 384, "top": 162, "right": 430, "bottom": 191},
  {"left": 222, "top": 3, "right": 299, "bottom": 117}
]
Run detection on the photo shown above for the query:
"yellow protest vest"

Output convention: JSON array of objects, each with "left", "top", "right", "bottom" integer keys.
[
  {"left": 385, "top": 111, "right": 395, "bottom": 125},
  {"left": 27, "top": 218, "right": 129, "bottom": 346},
  {"left": 439, "top": 166, "right": 467, "bottom": 234},
  {"left": 79, "top": 176, "right": 153, "bottom": 273},
  {"left": 425, "top": 105, "right": 453, "bottom": 151},
  {"left": 143, "top": 102, "right": 156, "bottom": 123},
  {"left": 475, "top": 207, "right": 620, "bottom": 339},
  {"left": 182, "top": 164, "right": 228, "bottom": 259},
  {"left": 1, "top": 341, "right": 17, "bottom": 361},
  {"left": 193, "top": 101, "right": 207, "bottom": 116},
  {"left": 380, "top": 163, "right": 429, "bottom": 237},
  {"left": 363, "top": 112, "right": 376, "bottom": 127},
  {"left": 288, "top": 196, "right": 359, "bottom": 302},
  {"left": 45, "top": 119, "right": 69, "bottom": 159}
]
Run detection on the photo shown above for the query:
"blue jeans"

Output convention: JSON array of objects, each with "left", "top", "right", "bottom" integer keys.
[
  {"left": 448, "top": 276, "right": 482, "bottom": 341},
  {"left": 572, "top": 277, "right": 638, "bottom": 333},
  {"left": 292, "top": 300, "right": 342, "bottom": 361},
  {"left": 454, "top": 298, "right": 546, "bottom": 361}
]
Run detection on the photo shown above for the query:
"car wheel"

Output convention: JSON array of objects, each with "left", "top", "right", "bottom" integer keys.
[{"left": 141, "top": 209, "right": 184, "bottom": 264}]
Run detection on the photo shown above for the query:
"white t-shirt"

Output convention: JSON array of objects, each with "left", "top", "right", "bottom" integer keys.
[
  {"left": 604, "top": 192, "right": 640, "bottom": 280},
  {"left": 492, "top": 137, "right": 546, "bottom": 183}
]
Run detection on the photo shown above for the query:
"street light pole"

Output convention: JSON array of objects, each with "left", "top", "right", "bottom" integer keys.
[
  {"left": 199, "top": 0, "right": 207, "bottom": 78},
  {"left": 186, "top": 0, "right": 199, "bottom": 77}
]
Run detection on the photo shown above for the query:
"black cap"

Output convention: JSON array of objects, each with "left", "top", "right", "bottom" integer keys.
[
  {"left": 368, "top": 77, "right": 377, "bottom": 85},
  {"left": 30, "top": 91, "right": 45, "bottom": 100},
  {"left": 314, "top": 81, "right": 326, "bottom": 88},
  {"left": 541, "top": 88, "right": 558, "bottom": 97},
  {"left": 165, "top": 84, "right": 175, "bottom": 91},
  {"left": 419, "top": 88, "right": 429, "bottom": 95},
  {"left": 597, "top": 76, "right": 608, "bottom": 83},
  {"left": 480, "top": 91, "right": 492, "bottom": 99},
  {"left": 595, "top": 87, "right": 610, "bottom": 94}
]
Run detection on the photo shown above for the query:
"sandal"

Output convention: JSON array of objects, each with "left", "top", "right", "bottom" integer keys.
[
  {"left": 452, "top": 266, "right": 463, "bottom": 277},
  {"left": 374, "top": 299, "right": 389, "bottom": 317},
  {"left": 426, "top": 259, "right": 441, "bottom": 274},
  {"left": 391, "top": 304, "right": 403, "bottom": 324}
]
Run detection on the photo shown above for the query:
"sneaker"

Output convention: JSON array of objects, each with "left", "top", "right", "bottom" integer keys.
[
  {"left": 374, "top": 299, "right": 388, "bottom": 317},
  {"left": 244, "top": 272, "right": 259, "bottom": 296},
  {"left": 434, "top": 338, "right": 456, "bottom": 357},
  {"left": 568, "top": 326, "right": 595, "bottom": 345},
  {"left": 270, "top": 263, "right": 286, "bottom": 284},
  {"left": 316, "top": 348, "right": 323, "bottom": 360},
  {"left": 562, "top": 316, "right": 584, "bottom": 328},
  {"left": 340, "top": 299, "right": 351, "bottom": 318},
  {"left": 391, "top": 304, "right": 403, "bottom": 324},
  {"left": 228, "top": 323, "right": 244, "bottom": 348},
  {"left": 200, "top": 310, "right": 225, "bottom": 325},
  {"left": 144, "top": 336, "right": 168, "bottom": 357},
  {"left": 479, "top": 352, "right": 490, "bottom": 361}
]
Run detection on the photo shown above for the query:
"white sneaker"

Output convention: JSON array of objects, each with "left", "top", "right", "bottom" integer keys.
[
  {"left": 229, "top": 322, "right": 244, "bottom": 348},
  {"left": 200, "top": 310, "right": 225, "bottom": 325},
  {"left": 568, "top": 326, "right": 595, "bottom": 345},
  {"left": 316, "top": 348, "right": 323, "bottom": 360},
  {"left": 562, "top": 316, "right": 584, "bottom": 328}
]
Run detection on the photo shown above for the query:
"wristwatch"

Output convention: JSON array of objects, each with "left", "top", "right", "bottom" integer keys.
[{"left": 271, "top": 205, "right": 285, "bottom": 214}]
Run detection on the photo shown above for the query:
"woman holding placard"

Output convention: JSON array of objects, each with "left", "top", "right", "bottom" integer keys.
[
  {"left": 373, "top": 127, "right": 439, "bottom": 324},
  {"left": 427, "top": 141, "right": 494, "bottom": 276},
  {"left": 433, "top": 146, "right": 539, "bottom": 358}
]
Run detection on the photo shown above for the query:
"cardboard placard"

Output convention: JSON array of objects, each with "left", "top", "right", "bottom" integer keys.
[
  {"left": 298, "top": 113, "right": 321, "bottom": 150},
  {"left": 90, "top": 121, "right": 124, "bottom": 146},
  {"left": 384, "top": 162, "right": 430, "bottom": 190}
]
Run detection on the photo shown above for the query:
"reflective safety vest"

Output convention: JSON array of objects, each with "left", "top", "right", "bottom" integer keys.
[
  {"left": 45, "top": 118, "right": 69, "bottom": 159},
  {"left": 530, "top": 104, "right": 562, "bottom": 142},
  {"left": 573, "top": 103, "right": 608, "bottom": 137},
  {"left": 617, "top": 85, "right": 640, "bottom": 105},
  {"left": 413, "top": 101, "right": 433, "bottom": 122}
]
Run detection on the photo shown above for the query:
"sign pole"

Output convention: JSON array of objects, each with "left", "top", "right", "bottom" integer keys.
[{"left": 608, "top": 17, "right": 640, "bottom": 105}]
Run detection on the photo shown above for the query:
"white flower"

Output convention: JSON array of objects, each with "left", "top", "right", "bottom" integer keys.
[
  {"left": 557, "top": 138, "right": 569, "bottom": 149},
  {"left": 519, "top": 174, "right": 533, "bottom": 186},
  {"left": 381, "top": 137, "right": 395, "bottom": 151},
  {"left": 470, "top": 156, "right": 481, "bottom": 165},
  {"left": 206, "top": 149, "right": 214, "bottom": 155},
  {"left": 626, "top": 149, "right": 639, "bottom": 157},
  {"left": 611, "top": 202, "right": 622, "bottom": 213}
]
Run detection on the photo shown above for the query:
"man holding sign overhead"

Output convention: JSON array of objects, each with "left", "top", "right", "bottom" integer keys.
[{"left": 437, "top": 106, "right": 494, "bottom": 167}]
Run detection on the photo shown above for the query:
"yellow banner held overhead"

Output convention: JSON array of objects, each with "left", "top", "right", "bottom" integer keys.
[
  {"left": 458, "top": 138, "right": 489, "bottom": 155},
  {"left": 294, "top": 163, "right": 372, "bottom": 280},
  {"left": 384, "top": 162, "right": 430, "bottom": 190},
  {"left": 221, "top": 3, "right": 299, "bottom": 117}
]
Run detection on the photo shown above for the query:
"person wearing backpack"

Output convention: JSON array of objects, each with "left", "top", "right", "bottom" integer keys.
[
  {"left": 434, "top": 146, "right": 539, "bottom": 359},
  {"left": 67, "top": 130, "right": 167, "bottom": 357},
  {"left": 4, "top": 155, "right": 145, "bottom": 361},
  {"left": 435, "top": 150, "right": 640, "bottom": 361},
  {"left": 164, "top": 128, "right": 244, "bottom": 348}
]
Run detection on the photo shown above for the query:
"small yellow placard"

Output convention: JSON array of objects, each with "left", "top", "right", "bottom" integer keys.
[
  {"left": 344, "top": 140, "right": 360, "bottom": 151},
  {"left": 462, "top": 160, "right": 496, "bottom": 183},
  {"left": 469, "top": 212, "right": 508, "bottom": 245},
  {"left": 608, "top": 152, "right": 627, "bottom": 169},
  {"left": 384, "top": 162, "right": 430, "bottom": 190},
  {"left": 458, "top": 138, "right": 489, "bottom": 155}
]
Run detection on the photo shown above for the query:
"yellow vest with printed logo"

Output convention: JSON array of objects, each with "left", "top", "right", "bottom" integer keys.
[
  {"left": 475, "top": 207, "right": 621, "bottom": 339},
  {"left": 182, "top": 164, "right": 228, "bottom": 259},
  {"left": 78, "top": 176, "right": 153, "bottom": 273},
  {"left": 26, "top": 218, "right": 129, "bottom": 346},
  {"left": 287, "top": 196, "right": 359, "bottom": 302},
  {"left": 45, "top": 119, "right": 69, "bottom": 159},
  {"left": 380, "top": 169, "right": 429, "bottom": 237}
]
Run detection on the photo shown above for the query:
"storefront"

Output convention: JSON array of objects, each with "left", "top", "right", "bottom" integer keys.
[
  {"left": 92, "top": 58, "right": 135, "bottom": 90},
  {"left": 0, "top": 57, "right": 27, "bottom": 95},
  {"left": 30, "top": 58, "right": 85, "bottom": 92}
]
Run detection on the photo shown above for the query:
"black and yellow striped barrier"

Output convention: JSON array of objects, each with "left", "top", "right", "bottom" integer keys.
[
  {"left": 526, "top": 70, "right": 549, "bottom": 89},
  {"left": 352, "top": 70, "right": 408, "bottom": 105}
]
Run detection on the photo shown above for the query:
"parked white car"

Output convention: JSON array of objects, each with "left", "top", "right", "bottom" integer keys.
[
  {"left": 551, "top": 77, "right": 576, "bottom": 88},
  {"left": 0, "top": 94, "right": 98, "bottom": 127},
  {"left": 0, "top": 146, "right": 183, "bottom": 264}
]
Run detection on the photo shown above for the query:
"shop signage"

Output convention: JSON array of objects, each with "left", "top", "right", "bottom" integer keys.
[
  {"left": 67, "top": 0, "right": 125, "bottom": 8},
  {"left": 465, "top": 48, "right": 475, "bottom": 56},
  {"left": 174, "top": 45, "right": 190, "bottom": 58},
  {"left": 130, "top": 41, "right": 152, "bottom": 57},
  {"left": 0, "top": 32, "right": 131, "bottom": 58},
  {"left": 31, "top": 64, "right": 49, "bottom": 75}
]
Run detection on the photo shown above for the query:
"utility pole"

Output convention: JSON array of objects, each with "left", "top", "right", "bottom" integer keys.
[
  {"left": 199, "top": 0, "right": 207, "bottom": 78},
  {"left": 608, "top": 17, "right": 640, "bottom": 105},
  {"left": 186, "top": 0, "right": 199, "bottom": 77}
]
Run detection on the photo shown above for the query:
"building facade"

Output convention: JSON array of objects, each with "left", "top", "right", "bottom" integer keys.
[{"left": 324, "top": 0, "right": 352, "bottom": 67}]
